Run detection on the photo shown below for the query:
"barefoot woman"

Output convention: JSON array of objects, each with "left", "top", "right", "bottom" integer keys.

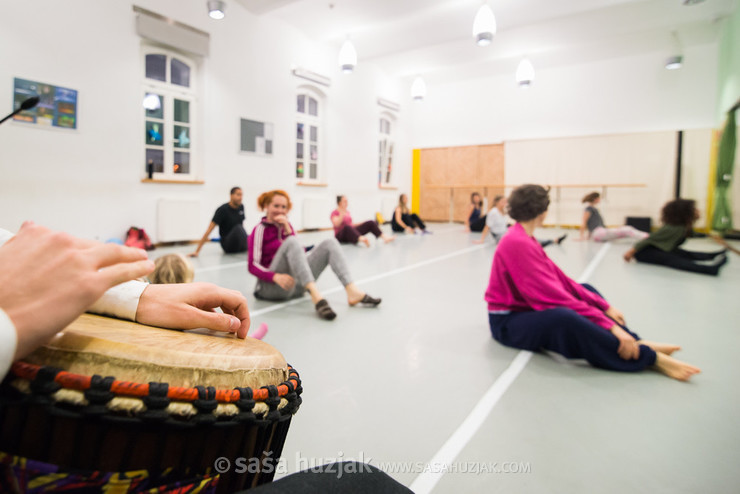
[{"left": 485, "top": 185, "right": 700, "bottom": 381}]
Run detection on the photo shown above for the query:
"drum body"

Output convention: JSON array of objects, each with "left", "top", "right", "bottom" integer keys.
[{"left": 0, "top": 315, "right": 302, "bottom": 493}]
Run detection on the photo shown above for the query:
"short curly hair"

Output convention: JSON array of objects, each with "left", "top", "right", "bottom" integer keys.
[
  {"left": 661, "top": 198, "right": 697, "bottom": 228},
  {"left": 507, "top": 184, "right": 550, "bottom": 221}
]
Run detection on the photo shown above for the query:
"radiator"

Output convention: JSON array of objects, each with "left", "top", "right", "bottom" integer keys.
[
  {"left": 157, "top": 199, "right": 202, "bottom": 242},
  {"left": 302, "top": 197, "right": 332, "bottom": 230}
]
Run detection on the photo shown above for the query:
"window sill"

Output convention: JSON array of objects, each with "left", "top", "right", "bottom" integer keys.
[
  {"left": 296, "top": 182, "right": 328, "bottom": 187},
  {"left": 141, "top": 178, "right": 205, "bottom": 185}
]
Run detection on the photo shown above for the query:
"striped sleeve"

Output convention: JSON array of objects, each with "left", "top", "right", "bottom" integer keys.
[{"left": 248, "top": 223, "right": 276, "bottom": 282}]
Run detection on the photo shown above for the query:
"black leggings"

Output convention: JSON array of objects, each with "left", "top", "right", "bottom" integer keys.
[
  {"left": 392, "top": 213, "right": 426, "bottom": 232},
  {"left": 469, "top": 216, "right": 486, "bottom": 232},
  {"left": 634, "top": 246, "right": 725, "bottom": 275},
  {"left": 220, "top": 225, "right": 247, "bottom": 253}
]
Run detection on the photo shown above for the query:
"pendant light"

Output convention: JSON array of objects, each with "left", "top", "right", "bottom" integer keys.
[
  {"left": 411, "top": 77, "right": 427, "bottom": 101},
  {"left": 516, "top": 58, "right": 535, "bottom": 88},
  {"left": 338, "top": 38, "right": 358, "bottom": 74},
  {"left": 472, "top": 4, "right": 496, "bottom": 46}
]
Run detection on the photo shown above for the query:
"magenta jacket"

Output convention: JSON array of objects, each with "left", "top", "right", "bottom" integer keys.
[
  {"left": 248, "top": 217, "right": 296, "bottom": 282},
  {"left": 485, "top": 223, "right": 614, "bottom": 330}
]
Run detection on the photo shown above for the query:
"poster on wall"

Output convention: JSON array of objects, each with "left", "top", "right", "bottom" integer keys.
[
  {"left": 240, "top": 118, "right": 273, "bottom": 156},
  {"left": 12, "top": 77, "right": 78, "bottom": 129}
]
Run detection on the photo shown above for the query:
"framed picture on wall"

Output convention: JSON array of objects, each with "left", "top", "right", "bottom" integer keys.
[
  {"left": 240, "top": 118, "right": 273, "bottom": 157},
  {"left": 12, "top": 77, "right": 78, "bottom": 129}
]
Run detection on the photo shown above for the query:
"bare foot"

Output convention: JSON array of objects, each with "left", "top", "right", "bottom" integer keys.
[
  {"left": 382, "top": 234, "right": 395, "bottom": 244},
  {"left": 653, "top": 353, "right": 701, "bottom": 381},
  {"left": 360, "top": 236, "right": 370, "bottom": 247},
  {"left": 638, "top": 340, "right": 681, "bottom": 355}
]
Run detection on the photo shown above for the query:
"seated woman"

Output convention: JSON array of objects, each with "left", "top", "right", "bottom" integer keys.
[
  {"left": 248, "top": 190, "right": 381, "bottom": 320},
  {"left": 579, "top": 192, "right": 648, "bottom": 242},
  {"left": 466, "top": 192, "right": 487, "bottom": 232},
  {"left": 331, "top": 195, "right": 394, "bottom": 246},
  {"left": 475, "top": 195, "right": 566, "bottom": 247},
  {"left": 486, "top": 184, "right": 700, "bottom": 381},
  {"left": 391, "top": 194, "right": 430, "bottom": 234},
  {"left": 623, "top": 198, "right": 728, "bottom": 276}
]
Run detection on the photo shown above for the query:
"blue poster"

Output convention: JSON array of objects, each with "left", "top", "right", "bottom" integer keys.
[{"left": 12, "top": 78, "right": 78, "bottom": 129}]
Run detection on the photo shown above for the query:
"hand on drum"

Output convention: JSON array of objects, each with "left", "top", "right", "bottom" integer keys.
[
  {"left": 136, "top": 283, "right": 250, "bottom": 339},
  {"left": 0, "top": 221, "right": 155, "bottom": 360}
]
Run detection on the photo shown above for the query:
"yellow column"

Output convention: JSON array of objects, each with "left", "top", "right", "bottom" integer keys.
[
  {"left": 411, "top": 149, "right": 421, "bottom": 214},
  {"left": 705, "top": 129, "right": 720, "bottom": 233}
]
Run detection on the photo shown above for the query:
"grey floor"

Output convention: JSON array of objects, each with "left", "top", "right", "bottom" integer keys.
[{"left": 157, "top": 223, "right": 740, "bottom": 493}]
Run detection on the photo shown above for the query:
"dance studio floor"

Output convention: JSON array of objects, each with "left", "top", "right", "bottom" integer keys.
[{"left": 158, "top": 223, "right": 740, "bottom": 493}]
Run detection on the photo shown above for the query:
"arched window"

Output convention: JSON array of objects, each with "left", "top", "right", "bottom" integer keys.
[
  {"left": 142, "top": 47, "right": 197, "bottom": 180},
  {"left": 379, "top": 112, "right": 396, "bottom": 186},
  {"left": 296, "top": 86, "right": 324, "bottom": 182}
]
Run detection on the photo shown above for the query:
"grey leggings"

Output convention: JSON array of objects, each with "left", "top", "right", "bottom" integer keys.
[{"left": 254, "top": 237, "right": 353, "bottom": 300}]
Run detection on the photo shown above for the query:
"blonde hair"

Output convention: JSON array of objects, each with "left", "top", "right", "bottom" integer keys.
[
  {"left": 149, "top": 253, "right": 194, "bottom": 284},
  {"left": 257, "top": 190, "right": 292, "bottom": 211},
  {"left": 397, "top": 194, "right": 409, "bottom": 214}
]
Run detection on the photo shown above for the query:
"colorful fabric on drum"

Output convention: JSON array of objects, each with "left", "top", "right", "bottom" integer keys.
[{"left": 0, "top": 452, "right": 219, "bottom": 493}]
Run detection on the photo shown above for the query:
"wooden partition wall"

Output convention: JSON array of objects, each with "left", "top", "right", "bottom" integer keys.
[{"left": 419, "top": 144, "right": 504, "bottom": 222}]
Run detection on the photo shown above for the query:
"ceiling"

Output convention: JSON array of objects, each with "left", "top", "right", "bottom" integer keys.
[{"left": 235, "top": 0, "right": 737, "bottom": 82}]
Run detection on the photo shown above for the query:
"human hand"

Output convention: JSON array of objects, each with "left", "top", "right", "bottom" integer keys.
[
  {"left": 406, "top": 227, "right": 415, "bottom": 234},
  {"left": 611, "top": 325, "right": 640, "bottom": 360},
  {"left": 273, "top": 273, "right": 295, "bottom": 291},
  {"left": 0, "top": 222, "right": 154, "bottom": 359},
  {"left": 473, "top": 239, "right": 485, "bottom": 244},
  {"left": 623, "top": 248, "right": 636, "bottom": 262},
  {"left": 188, "top": 251, "right": 199, "bottom": 258},
  {"left": 135, "top": 282, "right": 250, "bottom": 339},
  {"left": 605, "top": 306, "right": 626, "bottom": 326}
]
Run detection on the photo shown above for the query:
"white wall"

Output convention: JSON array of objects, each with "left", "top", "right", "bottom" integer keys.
[
  {"left": 410, "top": 44, "right": 719, "bottom": 147},
  {"left": 0, "top": 0, "right": 410, "bottom": 241}
]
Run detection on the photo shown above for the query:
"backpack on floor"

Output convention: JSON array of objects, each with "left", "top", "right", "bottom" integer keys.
[{"left": 124, "top": 227, "right": 155, "bottom": 251}]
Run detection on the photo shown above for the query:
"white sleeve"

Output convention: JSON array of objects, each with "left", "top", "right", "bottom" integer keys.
[
  {"left": 0, "top": 308, "right": 18, "bottom": 380},
  {"left": 87, "top": 280, "right": 148, "bottom": 321},
  {"left": 0, "top": 228, "right": 14, "bottom": 247}
]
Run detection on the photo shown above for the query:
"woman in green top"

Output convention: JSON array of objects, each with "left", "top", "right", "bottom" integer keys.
[{"left": 623, "top": 199, "right": 728, "bottom": 275}]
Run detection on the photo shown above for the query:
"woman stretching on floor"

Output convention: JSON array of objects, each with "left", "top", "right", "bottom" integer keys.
[
  {"left": 579, "top": 192, "right": 648, "bottom": 242},
  {"left": 466, "top": 192, "right": 487, "bottom": 232},
  {"left": 623, "top": 198, "right": 728, "bottom": 276},
  {"left": 474, "top": 195, "right": 566, "bottom": 247},
  {"left": 248, "top": 190, "right": 381, "bottom": 320},
  {"left": 391, "top": 194, "right": 430, "bottom": 234},
  {"left": 486, "top": 184, "right": 700, "bottom": 381},
  {"left": 331, "top": 195, "right": 394, "bottom": 246}
]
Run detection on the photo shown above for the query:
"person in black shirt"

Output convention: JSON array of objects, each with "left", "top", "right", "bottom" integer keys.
[{"left": 190, "top": 187, "right": 248, "bottom": 257}]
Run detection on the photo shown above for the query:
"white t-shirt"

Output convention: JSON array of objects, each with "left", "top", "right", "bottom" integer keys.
[{"left": 486, "top": 208, "right": 509, "bottom": 237}]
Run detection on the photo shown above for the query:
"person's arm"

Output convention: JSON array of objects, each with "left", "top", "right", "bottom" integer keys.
[
  {"left": 623, "top": 247, "right": 637, "bottom": 262},
  {"left": 0, "top": 309, "right": 18, "bottom": 380},
  {"left": 464, "top": 204, "right": 474, "bottom": 231},
  {"left": 247, "top": 224, "right": 278, "bottom": 283},
  {"left": 0, "top": 222, "right": 154, "bottom": 362},
  {"left": 499, "top": 237, "right": 615, "bottom": 330},
  {"left": 474, "top": 225, "right": 490, "bottom": 244},
  {"left": 330, "top": 210, "right": 345, "bottom": 229},
  {"left": 395, "top": 207, "right": 413, "bottom": 233},
  {"left": 190, "top": 221, "right": 217, "bottom": 257},
  {"left": 579, "top": 210, "right": 591, "bottom": 240}
]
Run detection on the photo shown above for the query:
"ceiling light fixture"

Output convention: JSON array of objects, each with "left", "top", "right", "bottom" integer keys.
[
  {"left": 682, "top": 0, "right": 706, "bottom": 5},
  {"left": 207, "top": 0, "right": 226, "bottom": 20},
  {"left": 665, "top": 31, "right": 683, "bottom": 70},
  {"left": 411, "top": 77, "right": 427, "bottom": 101},
  {"left": 472, "top": 3, "right": 497, "bottom": 47},
  {"left": 143, "top": 93, "right": 161, "bottom": 111},
  {"left": 516, "top": 58, "right": 535, "bottom": 88},
  {"left": 338, "top": 38, "right": 358, "bottom": 74}
]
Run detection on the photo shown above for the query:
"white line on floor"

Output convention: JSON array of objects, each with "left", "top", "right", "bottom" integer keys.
[
  {"left": 408, "top": 242, "right": 610, "bottom": 494},
  {"left": 195, "top": 261, "right": 246, "bottom": 273},
  {"left": 249, "top": 243, "right": 485, "bottom": 317}
]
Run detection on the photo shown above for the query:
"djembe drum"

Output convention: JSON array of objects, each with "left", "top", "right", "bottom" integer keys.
[{"left": 0, "top": 314, "right": 302, "bottom": 493}]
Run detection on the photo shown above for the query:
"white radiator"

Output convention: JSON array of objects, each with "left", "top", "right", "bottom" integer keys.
[
  {"left": 157, "top": 199, "right": 202, "bottom": 242},
  {"left": 302, "top": 197, "right": 332, "bottom": 230}
]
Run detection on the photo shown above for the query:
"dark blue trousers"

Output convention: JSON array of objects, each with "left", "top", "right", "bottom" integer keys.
[{"left": 489, "top": 284, "right": 657, "bottom": 372}]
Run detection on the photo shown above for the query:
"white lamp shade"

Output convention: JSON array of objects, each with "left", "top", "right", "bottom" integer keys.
[
  {"left": 208, "top": 0, "right": 225, "bottom": 19},
  {"left": 516, "top": 58, "right": 535, "bottom": 87},
  {"left": 665, "top": 55, "right": 683, "bottom": 70},
  {"left": 473, "top": 4, "right": 496, "bottom": 46},
  {"left": 411, "top": 77, "right": 427, "bottom": 101},
  {"left": 338, "top": 39, "right": 358, "bottom": 74}
]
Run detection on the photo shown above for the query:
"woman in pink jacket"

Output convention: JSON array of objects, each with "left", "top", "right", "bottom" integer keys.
[{"left": 485, "top": 184, "right": 700, "bottom": 381}]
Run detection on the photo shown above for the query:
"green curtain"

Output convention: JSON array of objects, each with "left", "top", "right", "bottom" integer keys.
[{"left": 712, "top": 110, "right": 737, "bottom": 232}]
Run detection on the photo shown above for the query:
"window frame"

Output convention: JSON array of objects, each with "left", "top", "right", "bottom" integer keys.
[
  {"left": 142, "top": 45, "right": 198, "bottom": 182},
  {"left": 378, "top": 111, "right": 397, "bottom": 188},
  {"left": 296, "top": 85, "right": 325, "bottom": 184}
]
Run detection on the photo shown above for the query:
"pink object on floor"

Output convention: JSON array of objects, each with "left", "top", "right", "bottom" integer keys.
[{"left": 250, "top": 322, "right": 268, "bottom": 340}]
